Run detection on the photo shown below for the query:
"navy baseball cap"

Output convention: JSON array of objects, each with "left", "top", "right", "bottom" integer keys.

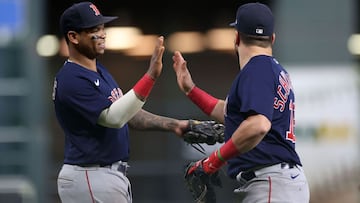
[
  {"left": 60, "top": 1, "right": 118, "bottom": 35},
  {"left": 229, "top": 2, "right": 274, "bottom": 36}
]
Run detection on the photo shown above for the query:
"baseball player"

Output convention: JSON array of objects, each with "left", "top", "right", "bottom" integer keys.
[
  {"left": 174, "top": 2, "right": 310, "bottom": 203},
  {"left": 53, "top": 2, "right": 198, "bottom": 203}
]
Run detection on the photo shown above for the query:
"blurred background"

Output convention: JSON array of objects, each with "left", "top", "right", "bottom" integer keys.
[{"left": 0, "top": 0, "right": 359, "bottom": 202}]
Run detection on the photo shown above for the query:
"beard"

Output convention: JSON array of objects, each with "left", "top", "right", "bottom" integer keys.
[{"left": 76, "top": 43, "right": 99, "bottom": 60}]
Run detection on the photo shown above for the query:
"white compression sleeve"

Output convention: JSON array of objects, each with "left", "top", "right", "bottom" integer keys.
[{"left": 97, "top": 89, "right": 144, "bottom": 128}]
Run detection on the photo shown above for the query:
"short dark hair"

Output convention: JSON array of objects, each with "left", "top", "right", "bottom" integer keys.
[{"left": 239, "top": 32, "right": 272, "bottom": 48}]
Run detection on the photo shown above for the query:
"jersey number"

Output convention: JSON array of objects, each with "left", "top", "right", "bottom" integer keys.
[{"left": 286, "top": 100, "right": 296, "bottom": 143}]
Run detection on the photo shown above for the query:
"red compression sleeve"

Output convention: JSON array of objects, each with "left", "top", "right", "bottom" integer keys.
[
  {"left": 218, "top": 138, "right": 239, "bottom": 161},
  {"left": 202, "top": 139, "right": 239, "bottom": 174},
  {"left": 133, "top": 73, "right": 155, "bottom": 99},
  {"left": 187, "top": 86, "right": 218, "bottom": 115}
]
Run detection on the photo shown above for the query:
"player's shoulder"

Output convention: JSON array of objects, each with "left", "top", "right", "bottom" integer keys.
[
  {"left": 247, "top": 55, "right": 272, "bottom": 66},
  {"left": 55, "top": 61, "right": 96, "bottom": 90},
  {"left": 57, "top": 60, "right": 79, "bottom": 74},
  {"left": 244, "top": 55, "right": 273, "bottom": 72},
  {"left": 57, "top": 61, "right": 100, "bottom": 79}
]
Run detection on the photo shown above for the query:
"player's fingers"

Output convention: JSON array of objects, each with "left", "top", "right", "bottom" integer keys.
[
  {"left": 151, "top": 36, "right": 164, "bottom": 59},
  {"left": 155, "top": 36, "right": 164, "bottom": 49},
  {"left": 172, "top": 51, "right": 181, "bottom": 69},
  {"left": 173, "top": 51, "right": 180, "bottom": 59},
  {"left": 156, "top": 46, "right": 165, "bottom": 62},
  {"left": 180, "top": 60, "right": 187, "bottom": 71},
  {"left": 174, "top": 52, "right": 188, "bottom": 73},
  {"left": 174, "top": 51, "right": 183, "bottom": 60},
  {"left": 154, "top": 36, "right": 165, "bottom": 61},
  {"left": 173, "top": 51, "right": 185, "bottom": 64},
  {"left": 157, "top": 35, "right": 164, "bottom": 46},
  {"left": 173, "top": 53, "right": 188, "bottom": 74}
]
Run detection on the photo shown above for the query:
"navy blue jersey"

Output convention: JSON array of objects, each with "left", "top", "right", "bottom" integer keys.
[
  {"left": 52, "top": 60, "right": 130, "bottom": 165},
  {"left": 224, "top": 55, "right": 301, "bottom": 179}
]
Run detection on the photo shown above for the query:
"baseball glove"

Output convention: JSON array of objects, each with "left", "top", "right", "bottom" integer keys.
[
  {"left": 184, "top": 120, "right": 225, "bottom": 145},
  {"left": 184, "top": 160, "right": 222, "bottom": 203},
  {"left": 183, "top": 120, "right": 225, "bottom": 154}
]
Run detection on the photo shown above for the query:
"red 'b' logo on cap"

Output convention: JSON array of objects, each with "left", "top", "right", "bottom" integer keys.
[{"left": 89, "top": 4, "right": 101, "bottom": 16}]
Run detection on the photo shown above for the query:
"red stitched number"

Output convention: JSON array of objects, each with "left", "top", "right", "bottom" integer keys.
[{"left": 286, "top": 100, "right": 296, "bottom": 143}]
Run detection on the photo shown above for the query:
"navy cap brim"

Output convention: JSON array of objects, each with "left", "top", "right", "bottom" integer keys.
[{"left": 80, "top": 16, "right": 118, "bottom": 29}]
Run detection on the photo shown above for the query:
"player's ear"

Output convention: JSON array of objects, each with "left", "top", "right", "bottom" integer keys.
[
  {"left": 234, "top": 30, "right": 240, "bottom": 46},
  {"left": 235, "top": 31, "right": 240, "bottom": 46},
  {"left": 67, "top": 31, "right": 79, "bottom": 44},
  {"left": 271, "top": 33, "right": 276, "bottom": 45}
]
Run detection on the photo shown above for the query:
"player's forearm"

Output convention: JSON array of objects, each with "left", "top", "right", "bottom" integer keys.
[
  {"left": 128, "top": 109, "right": 184, "bottom": 133},
  {"left": 201, "top": 114, "right": 270, "bottom": 174},
  {"left": 98, "top": 72, "right": 158, "bottom": 128},
  {"left": 97, "top": 89, "right": 144, "bottom": 128},
  {"left": 210, "top": 100, "right": 225, "bottom": 123},
  {"left": 186, "top": 86, "right": 224, "bottom": 121},
  {"left": 132, "top": 73, "right": 155, "bottom": 101},
  {"left": 231, "top": 114, "right": 271, "bottom": 154}
]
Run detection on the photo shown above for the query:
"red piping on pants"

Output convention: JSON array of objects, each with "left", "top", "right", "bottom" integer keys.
[
  {"left": 85, "top": 170, "right": 96, "bottom": 203},
  {"left": 267, "top": 176, "right": 272, "bottom": 203}
]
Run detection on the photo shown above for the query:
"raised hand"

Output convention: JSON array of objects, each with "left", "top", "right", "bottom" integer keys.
[
  {"left": 172, "top": 51, "right": 195, "bottom": 94},
  {"left": 147, "top": 36, "right": 165, "bottom": 80}
]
